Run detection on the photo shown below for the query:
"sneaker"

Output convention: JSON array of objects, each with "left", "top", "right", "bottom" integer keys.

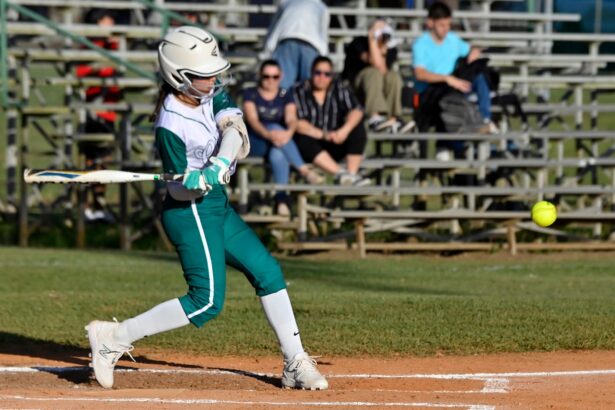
[
  {"left": 367, "top": 114, "right": 387, "bottom": 130},
  {"left": 335, "top": 170, "right": 352, "bottom": 185},
  {"left": 350, "top": 174, "right": 371, "bottom": 187},
  {"left": 276, "top": 201, "right": 291, "bottom": 216},
  {"left": 84, "top": 208, "right": 115, "bottom": 223},
  {"left": 435, "top": 148, "right": 452, "bottom": 162},
  {"left": 282, "top": 352, "right": 328, "bottom": 390},
  {"left": 486, "top": 120, "right": 500, "bottom": 134},
  {"left": 336, "top": 172, "right": 371, "bottom": 187},
  {"left": 303, "top": 168, "right": 325, "bottom": 185},
  {"left": 85, "top": 320, "right": 134, "bottom": 388},
  {"left": 374, "top": 118, "right": 403, "bottom": 133},
  {"left": 399, "top": 120, "right": 416, "bottom": 134}
]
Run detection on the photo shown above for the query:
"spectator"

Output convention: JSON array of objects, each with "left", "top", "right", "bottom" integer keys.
[
  {"left": 76, "top": 8, "right": 122, "bottom": 222},
  {"left": 343, "top": 19, "right": 412, "bottom": 133},
  {"left": 412, "top": 2, "right": 498, "bottom": 157},
  {"left": 243, "top": 60, "right": 324, "bottom": 216},
  {"left": 293, "top": 56, "right": 370, "bottom": 186},
  {"left": 263, "top": 0, "right": 329, "bottom": 90}
]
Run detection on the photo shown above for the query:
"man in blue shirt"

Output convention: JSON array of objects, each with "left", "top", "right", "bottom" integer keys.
[{"left": 412, "top": 1, "right": 497, "bottom": 141}]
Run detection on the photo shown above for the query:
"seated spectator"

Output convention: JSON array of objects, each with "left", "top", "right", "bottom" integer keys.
[
  {"left": 243, "top": 60, "right": 324, "bottom": 216},
  {"left": 343, "top": 19, "right": 412, "bottom": 133},
  {"left": 76, "top": 8, "right": 122, "bottom": 222},
  {"left": 412, "top": 1, "right": 498, "bottom": 158},
  {"left": 293, "top": 56, "right": 370, "bottom": 186}
]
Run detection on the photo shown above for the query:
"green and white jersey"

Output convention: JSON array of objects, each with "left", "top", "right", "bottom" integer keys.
[{"left": 155, "top": 90, "right": 241, "bottom": 200}]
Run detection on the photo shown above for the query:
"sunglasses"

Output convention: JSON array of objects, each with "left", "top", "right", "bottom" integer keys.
[
  {"left": 262, "top": 74, "right": 281, "bottom": 80},
  {"left": 313, "top": 70, "right": 333, "bottom": 78}
]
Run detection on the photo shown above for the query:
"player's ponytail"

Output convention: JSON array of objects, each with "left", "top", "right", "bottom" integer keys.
[{"left": 150, "top": 82, "right": 175, "bottom": 122}]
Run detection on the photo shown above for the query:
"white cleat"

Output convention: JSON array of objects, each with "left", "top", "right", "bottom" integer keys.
[
  {"left": 281, "top": 352, "right": 328, "bottom": 390},
  {"left": 85, "top": 320, "right": 134, "bottom": 388}
]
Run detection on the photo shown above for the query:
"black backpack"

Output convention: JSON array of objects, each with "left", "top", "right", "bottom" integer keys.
[{"left": 438, "top": 91, "right": 485, "bottom": 133}]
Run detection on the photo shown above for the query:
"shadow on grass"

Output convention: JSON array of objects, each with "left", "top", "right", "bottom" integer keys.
[{"left": 0, "top": 331, "right": 204, "bottom": 385}]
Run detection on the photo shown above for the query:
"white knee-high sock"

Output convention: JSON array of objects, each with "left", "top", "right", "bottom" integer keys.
[
  {"left": 260, "top": 289, "right": 305, "bottom": 361},
  {"left": 114, "top": 298, "right": 190, "bottom": 345}
]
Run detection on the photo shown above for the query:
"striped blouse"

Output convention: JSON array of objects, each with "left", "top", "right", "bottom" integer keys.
[{"left": 293, "top": 78, "right": 363, "bottom": 131}]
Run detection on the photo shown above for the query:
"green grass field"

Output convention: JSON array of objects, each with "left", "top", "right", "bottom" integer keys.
[{"left": 1, "top": 246, "right": 613, "bottom": 357}]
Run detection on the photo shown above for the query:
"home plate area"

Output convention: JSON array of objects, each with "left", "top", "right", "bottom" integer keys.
[{"left": 0, "top": 351, "right": 614, "bottom": 409}]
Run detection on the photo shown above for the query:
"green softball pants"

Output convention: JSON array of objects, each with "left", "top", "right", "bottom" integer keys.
[{"left": 162, "top": 185, "right": 287, "bottom": 327}]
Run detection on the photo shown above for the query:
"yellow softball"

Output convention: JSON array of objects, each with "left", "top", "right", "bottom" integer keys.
[{"left": 531, "top": 201, "right": 557, "bottom": 227}]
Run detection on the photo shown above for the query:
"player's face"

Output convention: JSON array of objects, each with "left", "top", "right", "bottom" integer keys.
[
  {"left": 190, "top": 75, "right": 217, "bottom": 94},
  {"left": 431, "top": 17, "right": 451, "bottom": 40},
  {"left": 311, "top": 62, "right": 334, "bottom": 91}
]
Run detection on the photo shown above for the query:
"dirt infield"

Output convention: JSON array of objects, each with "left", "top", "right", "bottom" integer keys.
[{"left": 1, "top": 350, "right": 614, "bottom": 409}]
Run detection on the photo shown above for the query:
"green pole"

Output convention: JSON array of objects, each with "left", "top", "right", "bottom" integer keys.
[
  {"left": 1, "top": 0, "right": 9, "bottom": 108},
  {"left": 7, "top": 2, "right": 156, "bottom": 81}
]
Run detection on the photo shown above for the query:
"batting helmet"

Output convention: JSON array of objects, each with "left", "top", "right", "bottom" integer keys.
[{"left": 158, "top": 26, "right": 230, "bottom": 99}]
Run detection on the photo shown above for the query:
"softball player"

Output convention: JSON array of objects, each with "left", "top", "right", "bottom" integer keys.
[{"left": 85, "top": 26, "right": 328, "bottom": 391}]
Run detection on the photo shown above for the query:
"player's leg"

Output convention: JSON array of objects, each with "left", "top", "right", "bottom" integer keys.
[
  {"left": 86, "top": 194, "right": 227, "bottom": 388},
  {"left": 222, "top": 207, "right": 328, "bottom": 390}
]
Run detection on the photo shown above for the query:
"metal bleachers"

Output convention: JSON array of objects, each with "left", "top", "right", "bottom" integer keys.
[{"left": 3, "top": 1, "right": 615, "bottom": 254}]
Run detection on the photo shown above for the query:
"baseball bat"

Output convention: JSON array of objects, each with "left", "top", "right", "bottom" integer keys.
[{"left": 23, "top": 169, "right": 184, "bottom": 184}]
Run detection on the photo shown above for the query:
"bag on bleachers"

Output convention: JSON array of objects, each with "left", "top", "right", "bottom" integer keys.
[{"left": 438, "top": 91, "right": 484, "bottom": 133}]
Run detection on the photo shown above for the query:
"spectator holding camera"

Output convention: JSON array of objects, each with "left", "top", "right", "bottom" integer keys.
[
  {"left": 243, "top": 60, "right": 324, "bottom": 216},
  {"left": 293, "top": 56, "right": 370, "bottom": 186},
  {"left": 343, "top": 19, "right": 412, "bottom": 133}
]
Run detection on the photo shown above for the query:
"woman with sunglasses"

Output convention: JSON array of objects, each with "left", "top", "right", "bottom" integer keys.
[
  {"left": 294, "top": 56, "right": 370, "bottom": 186},
  {"left": 243, "top": 60, "right": 323, "bottom": 216},
  {"left": 85, "top": 27, "right": 328, "bottom": 392}
]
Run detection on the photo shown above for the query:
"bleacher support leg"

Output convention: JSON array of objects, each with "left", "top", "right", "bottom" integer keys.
[
  {"left": 507, "top": 221, "right": 517, "bottom": 256},
  {"left": 297, "top": 192, "right": 307, "bottom": 242},
  {"left": 76, "top": 185, "right": 85, "bottom": 249},
  {"left": 238, "top": 166, "right": 248, "bottom": 214},
  {"left": 356, "top": 219, "right": 366, "bottom": 259},
  {"left": 392, "top": 170, "right": 400, "bottom": 209}
]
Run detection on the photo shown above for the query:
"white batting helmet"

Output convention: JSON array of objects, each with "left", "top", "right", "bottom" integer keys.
[{"left": 158, "top": 26, "right": 230, "bottom": 98}]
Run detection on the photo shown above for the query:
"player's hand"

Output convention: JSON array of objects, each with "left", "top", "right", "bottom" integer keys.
[
  {"left": 183, "top": 169, "right": 212, "bottom": 193},
  {"left": 446, "top": 76, "right": 472, "bottom": 93},
  {"left": 202, "top": 156, "right": 232, "bottom": 185}
]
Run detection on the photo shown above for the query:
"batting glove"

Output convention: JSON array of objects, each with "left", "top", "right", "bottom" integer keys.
[
  {"left": 202, "top": 156, "right": 232, "bottom": 185},
  {"left": 182, "top": 169, "right": 212, "bottom": 193}
]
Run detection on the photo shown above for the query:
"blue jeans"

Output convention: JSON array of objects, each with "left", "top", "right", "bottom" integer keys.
[
  {"left": 471, "top": 73, "right": 491, "bottom": 121},
  {"left": 273, "top": 39, "right": 319, "bottom": 90},
  {"left": 249, "top": 123, "right": 305, "bottom": 202}
]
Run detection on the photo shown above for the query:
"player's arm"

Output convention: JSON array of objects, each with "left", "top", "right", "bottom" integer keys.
[
  {"left": 214, "top": 89, "right": 250, "bottom": 161},
  {"left": 183, "top": 90, "right": 249, "bottom": 191},
  {"left": 414, "top": 67, "right": 470, "bottom": 93}
]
